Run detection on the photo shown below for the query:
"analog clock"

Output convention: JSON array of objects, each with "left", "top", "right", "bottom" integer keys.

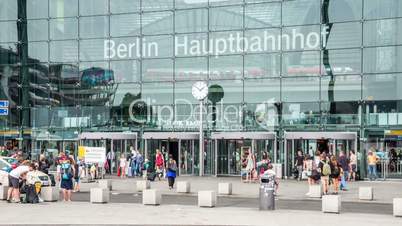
[{"left": 192, "top": 81, "right": 208, "bottom": 100}]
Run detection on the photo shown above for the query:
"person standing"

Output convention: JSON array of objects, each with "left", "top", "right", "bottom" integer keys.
[
  {"left": 166, "top": 155, "right": 177, "bottom": 190},
  {"left": 136, "top": 150, "right": 144, "bottom": 177},
  {"left": 106, "top": 151, "right": 114, "bottom": 174},
  {"left": 338, "top": 151, "right": 349, "bottom": 191},
  {"left": 295, "top": 150, "right": 304, "bottom": 181},
  {"left": 58, "top": 158, "right": 75, "bottom": 202},
  {"left": 303, "top": 154, "right": 315, "bottom": 196},
  {"left": 318, "top": 153, "right": 331, "bottom": 195},
  {"left": 367, "top": 151, "right": 378, "bottom": 181},
  {"left": 330, "top": 156, "right": 341, "bottom": 195},
  {"left": 119, "top": 154, "right": 127, "bottom": 178},
  {"left": 130, "top": 150, "right": 138, "bottom": 177},
  {"left": 349, "top": 150, "right": 357, "bottom": 181}
]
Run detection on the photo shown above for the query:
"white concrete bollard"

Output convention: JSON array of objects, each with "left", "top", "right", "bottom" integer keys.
[
  {"left": 136, "top": 180, "right": 150, "bottom": 192},
  {"left": 309, "top": 184, "right": 322, "bottom": 198},
  {"left": 176, "top": 181, "right": 191, "bottom": 193},
  {"left": 394, "top": 198, "right": 402, "bottom": 217},
  {"left": 41, "top": 187, "right": 60, "bottom": 202},
  {"left": 90, "top": 188, "right": 110, "bottom": 203},
  {"left": 98, "top": 179, "right": 112, "bottom": 191},
  {"left": 0, "top": 186, "right": 8, "bottom": 200},
  {"left": 359, "top": 187, "right": 373, "bottom": 201},
  {"left": 198, "top": 191, "right": 217, "bottom": 208},
  {"left": 218, "top": 183, "right": 232, "bottom": 195},
  {"left": 143, "top": 189, "right": 162, "bottom": 206},
  {"left": 322, "top": 195, "right": 341, "bottom": 214}
]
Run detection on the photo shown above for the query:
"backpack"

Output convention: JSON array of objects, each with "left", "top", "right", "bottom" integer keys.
[
  {"left": 61, "top": 162, "right": 73, "bottom": 180},
  {"left": 321, "top": 160, "right": 331, "bottom": 176},
  {"left": 332, "top": 165, "right": 340, "bottom": 175}
]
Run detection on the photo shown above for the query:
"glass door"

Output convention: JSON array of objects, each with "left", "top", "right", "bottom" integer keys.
[
  {"left": 217, "top": 139, "right": 228, "bottom": 175},
  {"left": 180, "top": 140, "right": 193, "bottom": 175}
]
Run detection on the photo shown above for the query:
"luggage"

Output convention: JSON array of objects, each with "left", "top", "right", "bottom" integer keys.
[{"left": 147, "top": 172, "right": 157, "bottom": 182}]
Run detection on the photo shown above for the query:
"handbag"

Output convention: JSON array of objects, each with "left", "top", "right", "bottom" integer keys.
[{"left": 117, "top": 167, "right": 121, "bottom": 177}]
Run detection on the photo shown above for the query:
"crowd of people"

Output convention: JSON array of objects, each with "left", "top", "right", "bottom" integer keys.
[{"left": 298, "top": 149, "right": 362, "bottom": 196}]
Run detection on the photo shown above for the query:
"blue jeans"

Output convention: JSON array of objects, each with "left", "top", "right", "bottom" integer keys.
[
  {"left": 131, "top": 162, "right": 137, "bottom": 176},
  {"left": 368, "top": 165, "right": 377, "bottom": 180},
  {"left": 340, "top": 171, "right": 348, "bottom": 190}
]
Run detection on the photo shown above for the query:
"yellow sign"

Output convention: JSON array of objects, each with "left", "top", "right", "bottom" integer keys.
[
  {"left": 78, "top": 146, "right": 86, "bottom": 158},
  {"left": 385, "top": 130, "right": 402, "bottom": 136}
]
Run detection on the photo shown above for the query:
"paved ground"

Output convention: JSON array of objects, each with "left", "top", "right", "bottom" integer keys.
[
  {"left": 0, "top": 202, "right": 401, "bottom": 226},
  {"left": 79, "top": 176, "right": 402, "bottom": 204}
]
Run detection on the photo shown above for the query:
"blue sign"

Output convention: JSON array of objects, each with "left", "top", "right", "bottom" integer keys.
[
  {"left": 0, "top": 100, "right": 9, "bottom": 108},
  {"left": 0, "top": 108, "right": 8, "bottom": 116}
]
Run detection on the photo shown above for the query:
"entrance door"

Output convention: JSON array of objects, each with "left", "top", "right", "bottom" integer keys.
[{"left": 180, "top": 140, "right": 194, "bottom": 175}]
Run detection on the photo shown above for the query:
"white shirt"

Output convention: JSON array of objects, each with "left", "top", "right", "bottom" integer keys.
[{"left": 9, "top": 165, "right": 30, "bottom": 179}]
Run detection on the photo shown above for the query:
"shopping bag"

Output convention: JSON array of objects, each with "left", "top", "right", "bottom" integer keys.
[{"left": 117, "top": 167, "right": 121, "bottom": 177}]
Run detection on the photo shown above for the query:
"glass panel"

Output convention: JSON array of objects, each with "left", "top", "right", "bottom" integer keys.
[
  {"left": 363, "top": 46, "right": 402, "bottom": 74},
  {"left": 208, "top": 80, "right": 243, "bottom": 104},
  {"left": 28, "top": 20, "right": 48, "bottom": 42},
  {"left": 28, "top": 42, "right": 49, "bottom": 62},
  {"left": 282, "top": 25, "right": 321, "bottom": 51},
  {"left": 50, "top": 40, "right": 78, "bottom": 62},
  {"left": 142, "top": 35, "right": 173, "bottom": 58},
  {"left": 321, "top": 75, "right": 362, "bottom": 101},
  {"left": 282, "top": 102, "right": 321, "bottom": 125},
  {"left": 363, "top": 74, "right": 402, "bottom": 101},
  {"left": 142, "top": 58, "right": 173, "bottom": 82},
  {"left": 364, "top": 18, "right": 402, "bottom": 47},
  {"left": 282, "top": 77, "right": 320, "bottom": 102},
  {"left": 209, "top": 31, "right": 245, "bottom": 56},
  {"left": 282, "top": 51, "right": 321, "bottom": 77},
  {"left": 79, "top": 39, "right": 108, "bottom": 61},
  {"left": 175, "top": 0, "right": 208, "bottom": 9},
  {"left": 209, "top": 55, "right": 243, "bottom": 80},
  {"left": 108, "top": 37, "right": 142, "bottom": 60},
  {"left": 180, "top": 140, "right": 194, "bottom": 175},
  {"left": 142, "top": 0, "right": 174, "bottom": 11},
  {"left": 327, "top": 0, "right": 362, "bottom": 22},
  {"left": 322, "top": 49, "right": 361, "bottom": 76},
  {"left": 79, "top": 0, "right": 108, "bottom": 16},
  {"left": 326, "top": 22, "right": 362, "bottom": 49},
  {"left": 175, "top": 57, "right": 208, "bottom": 81},
  {"left": 244, "top": 78, "right": 280, "bottom": 103},
  {"left": 112, "top": 83, "right": 141, "bottom": 107},
  {"left": 110, "top": 60, "right": 140, "bottom": 83},
  {"left": 0, "top": 0, "right": 18, "bottom": 21},
  {"left": 209, "top": 6, "right": 243, "bottom": 31},
  {"left": 175, "top": 33, "right": 208, "bottom": 57},
  {"left": 50, "top": 18, "right": 78, "bottom": 40},
  {"left": 217, "top": 140, "right": 228, "bottom": 174},
  {"left": 110, "top": 14, "right": 141, "bottom": 37},
  {"left": 142, "top": 82, "right": 173, "bottom": 105},
  {"left": 79, "top": 16, "right": 109, "bottom": 39},
  {"left": 0, "top": 21, "right": 17, "bottom": 43},
  {"left": 245, "top": 2, "right": 281, "bottom": 29},
  {"left": 244, "top": 53, "right": 280, "bottom": 78},
  {"left": 142, "top": 11, "right": 173, "bottom": 35},
  {"left": 209, "top": 0, "right": 243, "bottom": 6},
  {"left": 50, "top": 0, "right": 78, "bottom": 18},
  {"left": 244, "top": 28, "right": 281, "bottom": 53},
  {"left": 282, "top": 0, "right": 320, "bottom": 26},
  {"left": 175, "top": 81, "right": 199, "bottom": 104},
  {"left": 175, "top": 8, "right": 208, "bottom": 33},
  {"left": 364, "top": 0, "right": 402, "bottom": 20},
  {"left": 110, "top": 0, "right": 140, "bottom": 13},
  {"left": 27, "top": 0, "right": 48, "bottom": 19}
]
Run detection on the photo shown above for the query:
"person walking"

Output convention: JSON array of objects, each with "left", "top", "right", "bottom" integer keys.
[
  {"left": 130, "top": 151, "right": 137, "bottom": 177},
  {"left": 349, "top": 150, "right": 357, "bottom": 181},
  {"left": 58, "top": 158, "right": 75, "bottom": 202},
  {"left": 155, "top": 149, "right": 165, "bottom": 180},
  {"left": 338, "top": 151, "right": 349, "bottom": 191},
  {"left": 318, "top": 153, "right": 331, "bottom": 195},
  {"left": 73, "top": 157, "right": 82, "bottom": 192},
  {"left": 329, "top": 156, "right": 341, "bottom": 194},
  {"left": 295, "top": 150, "right": 304, "bottom": 181},
  {"left": 166, "top": 155, "right": 178, "bottom": 190},
  {"left": 303, "top": 154, "right": 315, "bottom": 196},
  {"left": 367, "top": 151, "right": 378, "bottom": 181}
]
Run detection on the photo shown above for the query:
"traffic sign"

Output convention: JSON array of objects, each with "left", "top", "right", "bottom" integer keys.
[
  {"left": 0, "top": 108, "right": 8, "bottom": 116},
  {"left": 0, "top": 100, "right": 9, "bottom": 108}
]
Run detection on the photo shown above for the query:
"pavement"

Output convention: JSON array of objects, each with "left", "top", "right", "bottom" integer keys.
[
  {"left": 79, "top": 176, "right": 402, "bottom": 204},
  {"left": 0, "top": 202, "right": 401, "bottom": 226}
]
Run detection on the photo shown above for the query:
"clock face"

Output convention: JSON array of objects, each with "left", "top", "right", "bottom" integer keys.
[{"left": 192, "top": 81, "right": 208, "bottom": 100}]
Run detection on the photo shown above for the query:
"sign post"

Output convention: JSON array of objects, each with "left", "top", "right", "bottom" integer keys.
[{"left": 192, "top": 82, "right": 208, "bottom": 176}]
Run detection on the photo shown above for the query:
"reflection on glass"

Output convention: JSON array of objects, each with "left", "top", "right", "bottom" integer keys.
[
  {"left": 50, "top": 0, "right": 78, "bottom": 18},
  {"left": 50, "top": 18, "right": 78, "bottom": 40}
]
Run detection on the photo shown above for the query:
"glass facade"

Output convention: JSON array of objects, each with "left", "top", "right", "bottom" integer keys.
[{"left": 1, "top": 0, "right": 402, "bottom": 177}]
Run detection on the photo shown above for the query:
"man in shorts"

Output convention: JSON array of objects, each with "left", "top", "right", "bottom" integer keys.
[{"left": 7, "top": 161, "right": 33, "bottom": 203}]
